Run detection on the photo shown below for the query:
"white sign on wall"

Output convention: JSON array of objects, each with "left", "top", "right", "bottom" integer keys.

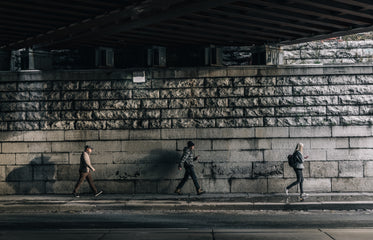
[{"left": 133, "top": 71, "right": 146, "bottom": 83}]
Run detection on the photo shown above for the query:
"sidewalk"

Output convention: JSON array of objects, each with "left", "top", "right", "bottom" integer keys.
[{"left": 1, "top": 193, "right": 373, "bottom": 213}]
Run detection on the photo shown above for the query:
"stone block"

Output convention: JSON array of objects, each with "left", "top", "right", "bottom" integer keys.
[
  {"left": 257, "top": 139, "right": 271, "bottom": 149},
  {"left": 332, "top": 178, "right": 373, "bottom": 192},
  {"left": 310, "top": 161, "right": 338, "bottom": 177},
  {"left": 135, "top": 180, "right": 158, "bottom": 193},
  {"left": 253, "top": 162, "right": 283, "bottom": 178},
  {"left": 339, "top": 161, "right": 363, "bottom": 177},
  {"left": 271, "top": 138, "right": 310, "bottom": 149},
  {"left": 199, "top": 68, "right": 228, "bottom": 78},
  {"left": 160, "top": 89, "right": 192, "bottom": 99},
  {"left": 0, "top": 154, "right": 16, "bottom": 165},
  {"left": 196, "top": 128, "right": 255, "bottom": 139},
  {"left": 350, "top": 137, "right": 373, "bottom": 148},
  {"left": 200, "top": 178, "right": 230, "bottom": 193},
  {"left": 52, "top": 142, "right": 86, "bottom": 153},
  {"left": 2, "top": 143, "right": 28, "bottom": 153},
  {"left": 231, "top": 179, "right": 267, "bottom": 193},
  {"left": 23, "top": 131, "right": 47, "bottom": 141},
  {"left": 289, "top": 126, "right": 332, "bottom": 138},
  {"left": 85, "top": 141, "right": 122, "bottom": 152},
  {"left": 212, "top": 139, "right": 257, "bottom": 150},
  {"left": 34, "top": 165, "right": 57, "bottom": 181},
  {"left": 96, "top": 180, "right": 134, "bottom": 194},
  {"left": 27, "top": 143, "right": 52, "bottom": 153},
  {"left": 62, "top": 91, "right": 89, "bottom": 100},
  {"left": 75, "top": 121, "right": 105, "bottom": 130},
  {"left": 255, "top": 127, "right": 288, "bottom": 138},
  {"left": 15, "top": 153, "right": 42, "bottom": 165},
  {"left": 42, "top": 153, "right": 69, "bottom": 164},
  {"left": 99, "top": 130, "right": 130, "bottom": 140},
  {"left": 93, "top": 164, "right": 144, "bottom": 180},
  {"left": 310, "top": 138, "right": 348, "bottom": 149},
  {"left": 327, "top": 106, "right": 359, "bottom": 115},
  {"left": 123, "top": 140, "right": 176, "bottom": 152},
  {"left": 332, "top": 126, "right": 373, "bottom": 137},
  {"left": 57, "top": 165, "right": 79, "bottom": 181},
  {"left": 192, "top": 88, "right": 217, "bottom": 98},
  {"left": 112, "top": 152, "right": 159, "bottom": 164},
  {"left": 227, "top": 150, "right": 263, "bottom": 162},
  {"left": 303, "top": 178, "right": 331, "bottom": 192},
  {"left": 162, "top": 109, "right": 189, "bottom": 118},
  {"left": 206, "top": 162, "right": 252, "bottom": 179},
  {"left": 364, "top": 161, "right": 373, "bottom": 177},
  {"left": 5, "top": 165, "right": 33, "bottom": 181},
  {"left": 65, "top": 130, "right": 99, "bottom": 141},
  {"left": 130, "top": 129, "right": 161, "bottom": 140},
  {"left": 327, "top": 149, "right": 373, "bottom": 161},
  {"left": 177, "top": 140, "right": 211, "bottom": 151},
  {"left": 161, "top": 128, "right": 197, "bottom": 140},
  {"left": 0, "top": 131, "right": 24, "bottom": 142},
  {"left": 46, "top": 131, "right": 65, "bottom": 141},
  {"left": 303, "top": 96, "right": 338, "bottom": 105}
]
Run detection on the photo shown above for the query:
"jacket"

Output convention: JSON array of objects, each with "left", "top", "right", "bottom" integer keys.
[
  {"left": 79, "top": 151, "right": 95, "bottom": 173},
  {"left": 293, "top": 150, "right": 304, "bottom": 169},
  {"left": 179, "top": 147, "right": 195, "bottom": 168}
]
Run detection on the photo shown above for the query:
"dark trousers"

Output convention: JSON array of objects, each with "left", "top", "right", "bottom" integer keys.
[
  {"left": 73, "top": 172, "right": 98, "bottom": 194},
  {"left": 286, "top": 169, "right": 304, "bottom": 194},
  {"left": 176, "top": 166, "right": 200, "bottom": 191}
]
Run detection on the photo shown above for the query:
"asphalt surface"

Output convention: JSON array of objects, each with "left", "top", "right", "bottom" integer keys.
[
  {"left": 1, "top": 211, "right": 373, "bottom": 240},
  {"left": 1, "top": 193, "right": 373, "bottom": 239}
]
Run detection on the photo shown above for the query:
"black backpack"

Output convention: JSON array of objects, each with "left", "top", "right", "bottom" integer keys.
[{"left": 287, "top": 154, "right": 297, "bottom": 168}]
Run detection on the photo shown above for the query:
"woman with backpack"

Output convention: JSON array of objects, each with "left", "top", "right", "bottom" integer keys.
[{"left": 285, "top": 143, "right": 309, "bottom": 200}]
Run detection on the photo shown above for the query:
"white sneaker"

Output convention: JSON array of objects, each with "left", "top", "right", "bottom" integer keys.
[
  {"left": 300, "top": 193, "right": 308, "bottom": 198},
  {"left": 285, "top": 187, "right": 289, "bottom": 196}
]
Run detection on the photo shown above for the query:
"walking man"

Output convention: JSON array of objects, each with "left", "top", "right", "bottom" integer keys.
[
  {"left": 72, "top": 145, "right": 103, "bottom": 197},
  {"left": 285, "top": 143, "right": 308, "bottom": 199},
  {"left": 175, "top": 141, "right": 205, "bottom": 195}
]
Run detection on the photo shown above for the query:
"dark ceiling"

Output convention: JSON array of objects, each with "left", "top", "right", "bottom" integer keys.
[{"left": 1, "top": 0, "right": 373, "bottom": 50}]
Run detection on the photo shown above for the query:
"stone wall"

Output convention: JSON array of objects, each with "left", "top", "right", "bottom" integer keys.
[
  {"left": 282, "top": 32, "right": 373, "bottom": 65},
  {"left": 1, "top": 65, "right": 373, "bottom": 194}
]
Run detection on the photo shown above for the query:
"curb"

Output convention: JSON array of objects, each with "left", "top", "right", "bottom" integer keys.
[{"left": 1, "top": 200, "right": 373, "bottom": 213}]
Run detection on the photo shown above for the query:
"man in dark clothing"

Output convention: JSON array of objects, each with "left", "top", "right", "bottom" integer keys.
[
  {"left": 175, "top": 141, "right": 205, "bottom": 195},
  {"left": 72, "top": 145, "right": 103, "bottom": 197}
]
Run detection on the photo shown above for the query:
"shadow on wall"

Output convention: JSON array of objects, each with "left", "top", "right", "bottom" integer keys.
[
  {"left": 113, "top": 149, "right": 181, "bottom": 194},
  {"left": 6, "top": 156, "right": 56, "bottom": 194}
]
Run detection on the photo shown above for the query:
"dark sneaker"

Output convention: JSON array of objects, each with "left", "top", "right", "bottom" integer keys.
[
  {"left": 174, "top": 189, "right": 182, "bottom": 195},
  {"left": 94, "top": 190, "right": 103, "bottom": 197},
  {"left": 72, "top": 193, "right": 80, "bottom": 198},
  {"left": 197, "top": 189, "right": 205, "bottom": 195}
]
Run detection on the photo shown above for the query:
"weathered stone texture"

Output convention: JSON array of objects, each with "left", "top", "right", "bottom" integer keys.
[{"left": 1, "top": 67, "right": 373, "bottom": 194}]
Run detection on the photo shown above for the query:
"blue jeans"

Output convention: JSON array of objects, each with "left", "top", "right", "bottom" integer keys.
[{"left": 286, "top": 169, "right": 304, "bottom": 194}]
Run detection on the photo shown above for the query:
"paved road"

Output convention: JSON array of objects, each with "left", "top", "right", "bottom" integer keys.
[
  {"left": 3, "top": 228, "right": 373, "bottom": 240},
  {"left": 1, "top": 210, "right": 373, "bottom": 239},
  {"left": 1, "top": 210, "right": 373, "bottom": 229}
]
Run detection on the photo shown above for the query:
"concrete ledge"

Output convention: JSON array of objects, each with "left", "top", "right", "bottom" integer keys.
[{"left": 0, "top": 193, "right": 373, "bottom": 213}]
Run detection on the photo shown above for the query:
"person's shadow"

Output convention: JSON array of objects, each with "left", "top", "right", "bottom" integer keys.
[
  {"left": 111, "top": 149, "right": 181, "bottom": 194},
  {"left": 6, "top": 156, "right": 56, "bottom": 194}
]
